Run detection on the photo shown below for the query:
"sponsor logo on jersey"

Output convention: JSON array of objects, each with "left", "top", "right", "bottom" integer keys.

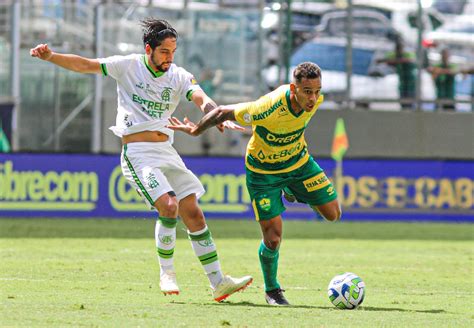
[
  {"left": 268, "top": 142, "right": 302, "bottom": 160},
  {"left": 132, "top": 94, "right": 170, "bottom": 118},
  {"left": 145, "top": 83, "right": 157, "bottom": 96},
  {"left": 263, "top": 142, "right": 303, "bottom": 161},
  {"left": 256, "top": 126, "right": 304, "bottom": 147},
  {"left": 136, "top": 82, "right": 157, "bottom": 95},
  {"left": 304, "top": 172, "right": 331, "bottom": 192},
  {"left": 255, "top": 142, "right": 303, "bottom": 161},
  {"left": 252, "top": 99, "right": 283, "bottom": 121},
  {"left": 190, "top": 77, "right": 197, "bottom": 85},
  {"left": 266, "top": 131, "right": 303, "bottom": 145}
]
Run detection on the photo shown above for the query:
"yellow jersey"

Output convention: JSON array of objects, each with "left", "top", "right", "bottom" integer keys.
[{"left": 234, "top": 85, "right": 323, "bottom": 174}]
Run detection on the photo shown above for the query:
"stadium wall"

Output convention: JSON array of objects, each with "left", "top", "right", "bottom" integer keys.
[
  {"left": 106, "top": 109, "right": 474, "bottom": 159},
  {"left": 304, "top": 110, "right": 474, "bottom": 160},
  {"left": 0, "top": 154, "right": 472, "bottom": 222}
]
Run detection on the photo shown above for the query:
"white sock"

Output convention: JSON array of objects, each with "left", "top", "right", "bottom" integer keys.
[
  {"left": 188, "top": 225, "right": 223, "bottom": 289},
  {"left": 155, "top": 217, "right": 177, "bottom": 274}
]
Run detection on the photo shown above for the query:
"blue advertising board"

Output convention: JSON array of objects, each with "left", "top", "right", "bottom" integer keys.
[{"left": 0, "top": 154, "right": 472, "bottom": 221}]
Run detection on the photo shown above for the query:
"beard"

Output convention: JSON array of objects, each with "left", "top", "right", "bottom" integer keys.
[
  {"left": 151, "top": 52, "right": 171, "bottom": 72},
  {"left": 155, "top": 61, "right": 171, "bottom": 72}
]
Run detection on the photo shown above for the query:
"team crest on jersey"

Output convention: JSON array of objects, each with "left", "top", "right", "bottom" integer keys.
[
  {"left": 258, "top": 198, "right": 271, "bottom": 211},
  {"left": 146, "top": 173, "right": 159, "bottom": 189},
  {"left": 161, "top": 87, "right": 173, "bottom": 102}
]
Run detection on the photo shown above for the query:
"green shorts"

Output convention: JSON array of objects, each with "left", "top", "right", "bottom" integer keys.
[{"left": 246, "top": 156, "right": 337, "bottom": 221}]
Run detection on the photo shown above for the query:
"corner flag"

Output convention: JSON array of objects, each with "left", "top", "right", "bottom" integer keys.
[{"left": 331, "top": 118, "right": 348, "bottom": 162}]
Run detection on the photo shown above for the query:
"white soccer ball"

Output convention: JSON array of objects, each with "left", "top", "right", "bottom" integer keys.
[{"left": 328, "top": 272, "right": 365, "bottom": 309}]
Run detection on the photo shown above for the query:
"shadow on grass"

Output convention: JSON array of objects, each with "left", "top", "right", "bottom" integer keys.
[
  {"left": 0, "top": 219, "right": 472, "bottom": 241},
  {"left": 360, "top": 306, "right": 447, "bottom": 314},
  {"left": 169, "top": 300, "right": 333, "bottom": 309},
  {"left": 218, "top": 301, "right": 335, "bottom": 310},
  {"left": 167, "top": 301, "right": 448, "bottom": 313}
]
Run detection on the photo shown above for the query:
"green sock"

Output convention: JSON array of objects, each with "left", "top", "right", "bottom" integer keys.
[{"left": 259, "top": 241, "right": 280, "bottom": 292}]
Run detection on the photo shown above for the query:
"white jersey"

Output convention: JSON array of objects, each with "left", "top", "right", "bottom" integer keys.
[{"left": 99, "top": 54, "right": 202, "bottom": 143}]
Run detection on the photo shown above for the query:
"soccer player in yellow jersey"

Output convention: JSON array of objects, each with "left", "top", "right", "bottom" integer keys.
[{"left": 168, "top": 62, "right": 341, "bottom": 306}]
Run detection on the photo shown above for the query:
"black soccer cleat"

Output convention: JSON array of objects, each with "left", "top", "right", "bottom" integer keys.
[{"left": 265, "top": 288, "right": 290, "bottom": 306}]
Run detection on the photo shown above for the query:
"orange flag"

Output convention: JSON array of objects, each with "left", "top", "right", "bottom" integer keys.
[{"left": 331, "top": 118, "right": 348, "bottom": 162}]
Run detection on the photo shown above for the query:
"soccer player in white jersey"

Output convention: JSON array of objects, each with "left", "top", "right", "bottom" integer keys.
[{"left": 30, "top": 18, "right": 252, "bottom": 302}]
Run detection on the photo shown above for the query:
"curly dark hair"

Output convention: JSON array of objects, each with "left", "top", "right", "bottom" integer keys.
[
  {"left": 293, "top": 62, "right": 322, "bottom": 83},
  {"left": 140, "top": 18, "right": 178, "bottom": 49}
]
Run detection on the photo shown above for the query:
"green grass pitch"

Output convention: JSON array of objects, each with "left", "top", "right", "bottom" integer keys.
[{"left": 1, "top": 219, "right": 473, "bottom": 327}]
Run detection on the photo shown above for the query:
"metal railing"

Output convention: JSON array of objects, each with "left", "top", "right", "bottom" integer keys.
[{"left": 1, "top": 0, "right": 472, "bottom": 154}]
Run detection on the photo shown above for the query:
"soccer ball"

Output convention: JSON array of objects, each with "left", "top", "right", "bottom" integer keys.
[{"left": 328, "top": 272, "right": 365, "bottom": 309}]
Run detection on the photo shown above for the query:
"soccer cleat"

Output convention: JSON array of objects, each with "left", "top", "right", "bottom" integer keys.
[
  {"left": 282, "top": 187, "right": 296, "bottom": 203},
  {"left": 160, "top": 270, "right": 180, "bottom": 295},
  {"left": 212, "top": 275, "right": 253, "bottom": 302},
  {"left": 265, "top": 288, "right": 290, "bottom": 306}
]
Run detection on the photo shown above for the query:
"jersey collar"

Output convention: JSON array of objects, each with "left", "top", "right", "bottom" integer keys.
[
  {"left": 142, "top": 55, "right": 165, "bottom": 78},
  {"left": 285, "top": 89, "right": 304, "bottom": 118}
]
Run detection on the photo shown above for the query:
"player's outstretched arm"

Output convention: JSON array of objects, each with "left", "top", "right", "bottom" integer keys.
[
  {"left": 30, "top": 44, "right": 101, "bottom": 74},
  {"left": 168, "top": 106, "right": 236, "bottom": 136},
  {"left": 191, "top": 90, "right": 245, "bottom": 133}
]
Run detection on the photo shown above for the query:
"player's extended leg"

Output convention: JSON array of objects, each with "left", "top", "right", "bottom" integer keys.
[
  {"left": 282, "top": 158, "right": 340, "bottom": 221},
  {"left": 154, "top": 192, "right": 180, "bottom": 295},
  {"left": 259, "top": 215, "right": 290, "bottom": 306},
  {"left": 179, "top": 194, "right": 252, "bottom": 302},
  {"left": 310, "top": 199, "right": 341, "bottom": 222}
]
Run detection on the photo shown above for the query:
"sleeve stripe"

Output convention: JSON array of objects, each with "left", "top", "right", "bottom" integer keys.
[
  {"left": 100, "top": 63, "right": 108, "bottom": 76},
  {"left": 186, "top": 90, "right": 194, "bottom": 101}
]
